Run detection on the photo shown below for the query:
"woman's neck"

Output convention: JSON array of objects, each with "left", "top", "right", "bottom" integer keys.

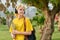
[{"left": 18, "top": 15, "right": 24, "bottom": 19}]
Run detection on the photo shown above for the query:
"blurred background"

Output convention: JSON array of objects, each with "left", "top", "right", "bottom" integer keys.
[{"left": 0, "top": 0, "right": 60, "bottom": 40}]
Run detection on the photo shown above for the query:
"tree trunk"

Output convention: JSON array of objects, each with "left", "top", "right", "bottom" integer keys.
[
  {"left": 6, "top": 15, "right": 12, "bottom": 28},
  {"left": 40, "top": 10, "right": 55, "bottom": 40},
  {"left": 58, "top": 11, "right": 60, "bottom": 31}
]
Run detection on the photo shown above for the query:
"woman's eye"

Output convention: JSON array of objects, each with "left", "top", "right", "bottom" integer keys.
[
  {"left": 20, "top": 9, "right": 22, "bottom": 10},
  {"left": 19, "top": 9, "right": 24, "bottom": 11}
]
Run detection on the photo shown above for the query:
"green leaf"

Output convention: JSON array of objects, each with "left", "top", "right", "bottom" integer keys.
[
  {"left": 5, "top": 11, "right": 10, "bottom": 15},
  {"left": 50, "top": 0, "right": 59, "bottom": 6}
]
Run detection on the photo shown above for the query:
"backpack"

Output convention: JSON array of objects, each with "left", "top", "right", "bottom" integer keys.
[{"left": 28, "top": 28, "right": 36, "bottom": 40}]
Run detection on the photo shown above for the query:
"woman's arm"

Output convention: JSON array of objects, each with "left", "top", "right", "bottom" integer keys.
[
  {"left": 12, "top": 30, "right": 32, "bottom": 35},
  {"left": 20, "top": 31, "right": 32, "bottom": 35}
]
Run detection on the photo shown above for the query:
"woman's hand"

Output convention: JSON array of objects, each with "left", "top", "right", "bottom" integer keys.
[
  {"left": 11, "top": 33, "right": 15, "bottom": 39},
  {"left": 12, "top": 30, "right": 19, "bottom": 34}
]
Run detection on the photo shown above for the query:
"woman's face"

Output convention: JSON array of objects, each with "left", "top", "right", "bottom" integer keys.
[{"left": 17, "top": 6, "right": 25, "bottom": 17}]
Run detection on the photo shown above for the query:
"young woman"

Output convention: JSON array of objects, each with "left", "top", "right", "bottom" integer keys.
[{"left": 9, "top": 4, "right": 33, "bottom": 40}]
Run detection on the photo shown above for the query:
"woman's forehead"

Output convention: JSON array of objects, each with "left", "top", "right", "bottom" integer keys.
[{"left": 17, "top": 5, "right": 24, "bottom": 9}]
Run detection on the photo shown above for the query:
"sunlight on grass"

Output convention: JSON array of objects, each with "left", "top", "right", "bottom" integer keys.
[{"left": 0, "top": 24, "right": 60, "bottom": 40}]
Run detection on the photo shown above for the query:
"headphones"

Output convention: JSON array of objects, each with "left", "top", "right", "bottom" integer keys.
[{"left": 15, "top": 8, "right": 25, "bottom": 14}]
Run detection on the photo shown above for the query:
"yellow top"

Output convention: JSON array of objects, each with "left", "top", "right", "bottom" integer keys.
[{"left": 9, "top": 17, "right": 33, "bottom": 40}]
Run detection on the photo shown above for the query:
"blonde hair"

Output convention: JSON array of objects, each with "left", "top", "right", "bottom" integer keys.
[{"left": 16, "top": 4, "right": 25, "bottom": 10}]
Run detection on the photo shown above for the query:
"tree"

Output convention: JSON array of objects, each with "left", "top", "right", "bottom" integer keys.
[
  {"left": 0, "top": 0, "right": 18, "bottom": 27},
  {"left": 22, "top": 0, "right": 60, "bottom": 40},
  {"left": 0, "top": 0, "right": 18, "bottom": 12},
  {"left": 5, "top": 11, "right": 14, "bottom": 28},
  {"left": 31, "top": 11, "right": 45, "bottom": 28}
]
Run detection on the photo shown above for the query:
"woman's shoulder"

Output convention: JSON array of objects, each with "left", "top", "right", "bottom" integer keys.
[
  {"left": 25, "top": 17, "right": 29, "bottom": 19},
  {"left": 12, "top": 18, "right": 18, "bottom": 22},
  {"left": 25, "top": 17, "right": 30, "bottom": 21}
]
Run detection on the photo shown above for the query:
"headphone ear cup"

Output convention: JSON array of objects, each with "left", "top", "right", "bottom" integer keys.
[{"left": 15, "top": 8, "right": 18, "bottom": 14}]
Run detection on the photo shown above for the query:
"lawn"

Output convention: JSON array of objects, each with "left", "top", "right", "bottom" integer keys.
[
  {"left": 0, "top": 24, "right": 60, "bottom": 40},
  {"left": 0, "top": 24, "right": 12, "bottom": 40}
]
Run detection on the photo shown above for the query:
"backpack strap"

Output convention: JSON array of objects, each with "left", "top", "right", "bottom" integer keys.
[
  {"left": 24, "top": 17, "right": 26, "bottom": 31},
  {"left": 24, "top": 17, "right": 28, "bottom": 40}
]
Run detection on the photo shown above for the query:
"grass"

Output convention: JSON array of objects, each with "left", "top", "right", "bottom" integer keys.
[
  {"left": 0, "top": 24, "right": 12, "bottom": 40},
  {"left": 52, "top": 26, "right": 60, "bottom": 40},
  {"left": 0, "top": 24, "right": 60, "bottom": 40}
]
